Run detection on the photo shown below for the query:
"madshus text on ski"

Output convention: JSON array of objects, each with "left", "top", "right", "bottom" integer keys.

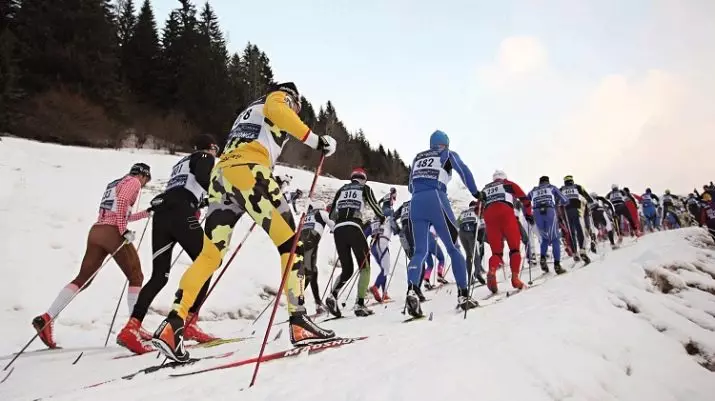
[{"left": 13, "top": 82, "right": 715, "bottom": 382}]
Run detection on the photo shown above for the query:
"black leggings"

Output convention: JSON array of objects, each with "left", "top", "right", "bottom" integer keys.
[
  {"left": 331, "top": 224, "right": 369, "bottom": 296},
  {"left": 302, "top": 240, "right": 321, "bottom": 303},
  {"left": 131, "top": 203, "right": 211, "bottom": 321},
  {"left": 614, "top": 204, "right": 636, "bottom": 235}
]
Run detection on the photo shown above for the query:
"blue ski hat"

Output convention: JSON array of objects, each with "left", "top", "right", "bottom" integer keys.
[{"left": 430, "top": 130, "right": 449, "bottom": 149}]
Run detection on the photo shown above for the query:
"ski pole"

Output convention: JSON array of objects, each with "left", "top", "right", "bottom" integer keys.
[
  {"left": 185, "top": 221, "right": 257, "bottom": 328},
  {"left": 4, "top": 240, "right": 129, "bottom": 371},
  {"left": 320, "top": 250, "right": 340, "bottom": 302},
  {"left": 466, "top": 203, "right": 483, "bottom": 319},
  {"left": 527, "top": 223, "right": 534, "bottom": 285},
  {"left": 103, "top": 216, "right": 151, "bottom": 346},
  {"left": 250, "top": 155, "right": 325, "bottom": 387},
  {"left": 383, "top": 246, "right": 403, "bottom": 293}
]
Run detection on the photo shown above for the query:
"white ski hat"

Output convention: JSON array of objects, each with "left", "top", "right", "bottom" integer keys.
[{"left": 493, "top": 169, "right": 507, "bottom": 180}]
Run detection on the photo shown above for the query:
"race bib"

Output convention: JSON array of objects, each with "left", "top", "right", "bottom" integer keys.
[
  {"left": 412, "top": 156, "right": 440, "bottom": 180},
  {"left": 562, "top": 187, "right": 579, "bottom": 199},
  {"left": 337, "top": 188, "right": 364, "bottom": 210},
  {"left": 99, "top": 178, "right": 121, "bottom": 211}
]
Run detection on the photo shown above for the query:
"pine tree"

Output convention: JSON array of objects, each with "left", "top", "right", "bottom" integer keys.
[
  {"left": 125, "top": 0, "right": 160, "bottom": 103},
  {"left": 116, "top": 0, "right": 136, "bottom": 50},
  {"left": 240, "top": 43, "right": 273, "bottom": 101},
  {"left": 0, "top": 0, "right": 20, "bottom": 129},
  {"left": 158, "top": 10, "right": 181, "bottom": 108}
]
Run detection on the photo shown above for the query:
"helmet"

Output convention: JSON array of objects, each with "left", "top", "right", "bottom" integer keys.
[
  {"left": 611, "top": 184, "right": 618, "bottom": 190},
  {"left": 351, "top": 167, "right": 367, "bottom": 181},
  {"left": 272, "top": 82, "right": 301, "bottom": 112},
  {"left": 563, "top": 175, "right": 574, "bottom": 185},
  {"left": 129, "top": 163, "right": 151, "bottom": 180},
  {"left": 590, "top": 192, "right": 598, "bottom": 199},
  {"left": 665, "top": 189, "right": 671, "bottom": 195},
  {"left": 493, "top": 169, "right": 507, "bottom": 181},
  {"left": 646, "top": 188, "right": 651, "bottom": 194},
  {"left": 539, "top": 176, "right": 549, "bottom": 184},
  {"left": 309, "top": 199, "right": 326, "bottom": 210},
  {"left": 429, "top": 130, "right": 450, "bottom": 149},
  {"left": 194, "top": 134, "right": 219, "bottom": 153}
]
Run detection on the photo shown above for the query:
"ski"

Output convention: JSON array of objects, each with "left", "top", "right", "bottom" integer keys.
[
  {"left": 111, "top": 337, "right": 251, "bottom": 360},
  {"left": 169, "top": 336, "right": 369, "bottom": 378},
  {"left": 402, "top": 312, "right": 432, "bottom": 323}
]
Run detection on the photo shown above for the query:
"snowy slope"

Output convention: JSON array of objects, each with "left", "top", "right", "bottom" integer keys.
[{"left": 1, "top": 138, "right": 715, "bottom": 401}]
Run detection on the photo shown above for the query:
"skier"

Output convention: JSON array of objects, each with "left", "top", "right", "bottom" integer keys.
[
  {"left": 152, "top": 82, "right": 338, "bottom": 362},
  {"left": 33, "top": 163, "right": 152, "bottom": 349},
  {"left": 482, "top": 170, "right": 534, "bottom": 293},
  {"left": 395, "top": 200, "right": 413, "bottom": 258},
  {"left": 457, "top": 201, "right": 486, "bottom": 284},
  {"left": 301, "top": 200, "right": 335, "bottom": 315},
  {"left": 380, "top": 187, "right": 398, "bottom": 216},
  {"left": 285, "top": 188, "right": 303, "bottom": 214},
  {"left": 116, "top": 137, "right": 219, "bottom": 355},
  {"left": 367, "top": 214, "right": 400, "bottom": 303},
  {"left": 640, "top": 188, "right": 660, "bottom": 232},
  {"left": 700, "top": 193, "right": 715, "bottom": 241},
  {"left": 685, "top": 193, "right": 702, "bottom": 226},
  {"left": 623, "top": 187, "right": 643, "bottom": 235},
  {"left": 325, "top": 167, "right": 384, "bottom": 318},
  {"left": 528, "top": 176, "right": 569, "bottom": 274},
  {"left": 560, "top": 175, "right": 595, "bottom": 263},
  {"left": 606, "top": 185, "right": 639, "bottom": 240},
  {"left": 404, "top": 130, "right": 481, "bottom": 317},
  {"left": 589, "top": 192, "right": 618, "bottom": 249},
  {"left": 661, "top": 190, "right": 682, "bottom": 229},
  {"left": 423, "top": 228, "right": 448, "bottom": 289}
]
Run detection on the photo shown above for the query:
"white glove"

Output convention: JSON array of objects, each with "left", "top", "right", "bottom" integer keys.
[
  {"left": 123, "top": 230, "right": 136, "bottom": 243},
  {"left": 317, "top": 135, "right": 337, "bottom": 157}
]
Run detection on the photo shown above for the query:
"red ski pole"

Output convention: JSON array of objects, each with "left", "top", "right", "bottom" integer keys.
[{"left": 250, "top": 155, "right": 325, "bottom": 387}]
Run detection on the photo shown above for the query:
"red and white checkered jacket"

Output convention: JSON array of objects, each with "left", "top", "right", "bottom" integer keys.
[{"left": 95, "top": 175, "right": 150, "bottom": 233}]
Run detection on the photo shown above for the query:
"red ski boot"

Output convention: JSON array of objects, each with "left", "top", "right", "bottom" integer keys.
[
  {"left": 369, "top": 285, "right": 383, "bottom": 303},
  {"left": 184, "top": 313, "right": 218, "bottom": 343},
  {"left": 117, "top": 318, "right": 154, "bottom": 354},
  {"left": 487, "top": 272, "right": 498, "bottom": 294},
  {"left": 32, "top": 313, "right": 57, "bottom": 349},
  {"left": 382, "top": 292, "right": 392, "bottom": 301},
  {"left": 511, "top": 276, "right": 525, "bottom": 290}
]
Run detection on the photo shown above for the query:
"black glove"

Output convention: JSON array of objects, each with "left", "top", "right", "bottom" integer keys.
[
  {"left": 476, "top": 191, "right": 486, "bottom": 202},
  {"left": 199, "top": 197, "right": 209, "bottom": 209},
  {"left": 525, "top": 214, "right": 535, "bottom": 225},
  {"left": 148, "top": 196, "right": 164, "bottom": 212},
  {"left": 378, "top": 214, "right": 386, "bottom": 223}
]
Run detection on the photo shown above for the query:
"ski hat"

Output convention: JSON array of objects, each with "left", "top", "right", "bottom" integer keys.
[
  {"left": 624, "top": 187, "right": 630, "bottom": 193},
  {"left": 351, "top": 167, "right": 367, "bottom": 182},
  {"left": 611, "top": 184, "right": 619, "bottom": 190},
  {"left": 194, "top": 134, "right": 219, "bottom": 153},
  {"left": 493, "top": 169, "right": 507, "bottom": 181},
  {"left": 539, "top": 176, "right": 550, "bottom": 184},
  {"left": 665, "top": 189, "right": 671, "bottom": 195},
  {"left": 129, "top": 162, "right": 151, "bottom": 180},
  {"left": 309, "top": 199, "right": 326, "bottom": 210},
  {"left": 564, "top": 175, "right": 574, "bottom": 185},
  {"left": 646, "top": 188, "right": 652, "bottom": 194},
  {"left": 590, "top": 192, "right": 598, "bottom": 199},
  {"left": 430, "top": 130, "right": 450, "bottom": 149},
  {"left": 390, "top": 187, "right": 397, "bottom": 194}
]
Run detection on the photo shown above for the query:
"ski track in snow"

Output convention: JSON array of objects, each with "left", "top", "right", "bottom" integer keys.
[{"left": 2, "top": 138, "right": 715, "bottom": 401}]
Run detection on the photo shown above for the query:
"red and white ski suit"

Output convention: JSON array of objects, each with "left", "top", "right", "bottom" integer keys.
[{"left": 482, "top": 178, "right": 533, "bottom": 277}]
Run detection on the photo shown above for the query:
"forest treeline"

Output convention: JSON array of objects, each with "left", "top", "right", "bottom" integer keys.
[{"left": 0, "top": 0, "right": 409, "bottom": 183}]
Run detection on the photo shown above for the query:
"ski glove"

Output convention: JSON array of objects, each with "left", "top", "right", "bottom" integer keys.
[
  {"left": 148, "top": 196, "right": 164, "bottom": 212},
  {"left": 475, "top": 191, "right": 486, "bottom": 203},
  {"left": 317, "top": 135, "right": 337, "bottom": 157},
  {"left": 123, "top": 230, "right": 136, "bottom": 243},
  {"left": 525, "top": 214, "right": 535, "bottom": 225}
]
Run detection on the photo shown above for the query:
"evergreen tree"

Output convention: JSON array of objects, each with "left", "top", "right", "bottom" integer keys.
[
  {"left": 158, "top": 10, "right": 181, "bottom": 108},
  {"left": 116, "top": 0, "right": 136, "bottom": 50},
  {"left": 125, "top": 0, "right": 160, "bottom": 103},
  {"left": 0, "top": 0, "right": 19, "bottom": 129},
  {"left": 240, "top": 43, "right": 273, "bottom": 101}
]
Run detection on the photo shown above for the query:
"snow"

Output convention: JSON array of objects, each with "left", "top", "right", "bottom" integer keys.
[{"left": 2, "top": 137, "right": 715, "bottom": 401}]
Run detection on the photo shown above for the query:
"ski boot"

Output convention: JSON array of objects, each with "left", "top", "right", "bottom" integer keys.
[
  {"left": 184, "top": 313, "right": 218, "bottom": 343},
  {"left": 405, "top": 284, "right": 423, "bottom": 318},
  {"left": 289, "top": 311, "right": 335, "bottom": 346},
  {"left": 473, "top": 272, "right": 486, "bottom": 285},
  {"left": 369, "top": 285, "right": 383, "bottom": 303},
  {"left": 413, "top": 284, "right": 426, "bottom": 302},
  {"left": 117, "top": 318, "right": 154, "bottom": 354},
  {"left": 540, "top": 255, "right": 549, "bottom": 273},
  {"left": 553, "top": 261, "right": 566, "bottom": 275},
  {"left": 590, "top": 242, "right": 597, "bottom": 254},
  {"left": 436, "top": 274, "right": 449, "bottom": 285},
  {"left": 353, "top": 299, "right": 374, "bottom": 317},
  {"left": 573, "top": 253, "right": 581, "bottom": 262},
  {"left": 382, "top": 292, "right": 392, "bottom": 302},
  {"left": 32, "top": 313, "right": 57, "bottom": 349},
  {"left": 324, "top": 293, "right": 342, "bottom": 318},
  {"left": 424, "top": 281, "right": 436, "bottom": 291},
  {"left": 611, "top": 243, "right": 619, "bottom": 250},
  {"left": 579, "top": 251, "right": 591, "bottom": 265},
  {"left": 315, "top": 303, "right": 326, "bottom": 315},
  {"left": 457, "top": 288, "right": 479, "bottom": 311},
  {"left": 152, "top": 311, "right": 189, "bottom": 363},
  {"left": 511, "top": 276, "right": 525, "bottom": 290},
  {"left": 487, "top": 272, "right": 498, "bottom": 294}
]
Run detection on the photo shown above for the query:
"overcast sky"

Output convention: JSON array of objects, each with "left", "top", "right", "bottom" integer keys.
[{"left": 154, "top": 0, "right": 715, "bottom": 194}]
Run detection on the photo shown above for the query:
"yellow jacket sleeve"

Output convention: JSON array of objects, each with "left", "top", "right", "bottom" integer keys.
[{"left": 263, "top": 91, "right": 311, "bottom": 142}]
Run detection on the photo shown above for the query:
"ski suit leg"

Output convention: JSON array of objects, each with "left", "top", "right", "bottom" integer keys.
[
  {"left": 434, "top": 241, "right": 446, "bottom": 276},
  {"left": 172, "top": 164, "right": 305, "bottom": 319},
  {"left": 566, "top": 207, "right": 584, "bottom": 251},
  {"left": 502, "top": 212, "right": 523, "bottom": 276},
  {"left": 546, "top": 209, "right": 562, "bottom": 262},
  {"left": 484, "top": 203, "right": 509, "bottom": 274},
  {"left": 302, "top": 241, "right": 321, "bottom": 303},
  {"left": 407, "top": 215, "right": 430, "bottom": 287},
  {"left": 423, "top": 234, "right": 436, "bottom": 281},
  {"left": 476, "top": 227, "right": 486, "bottom": 269},
  {"left": 425, "top": 192, "right": 466, "bottom": 288},
  {"left": 458, "top": 230, "right": 476, "bottom": 277},
  {"left": 372, "top": 237, "right": 390, "bottom": 291},
  {"left": 625, "top": 201, "right": 641, "bottom": 232},
  {"left": 331, "top": 224, "right": 365, "bottom": 297},
  {"left": 643, "top": 206, "right": 656, "bottom": 231},
  {"left": 535, "top": 209, "right": 550, "bottom": 257},
  {"left": 349, "top": 227, "right": 372, "bottom": 300}
]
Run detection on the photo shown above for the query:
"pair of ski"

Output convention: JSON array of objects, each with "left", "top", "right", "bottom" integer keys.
[{"left": 111, "top": 336, "right": 251, "bottom": 360}]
